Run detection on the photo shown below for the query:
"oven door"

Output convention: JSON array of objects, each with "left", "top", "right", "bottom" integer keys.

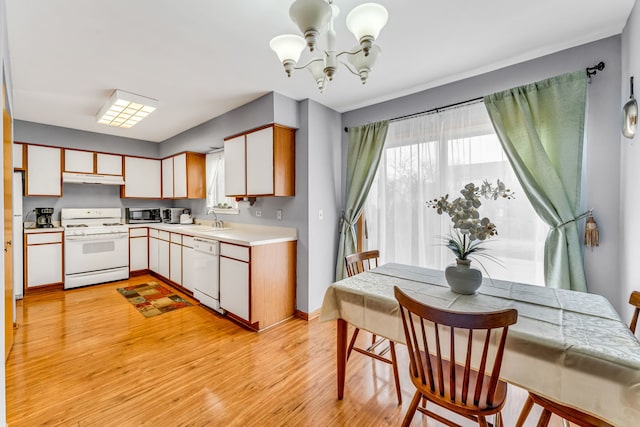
[{"left": 65, "top": 232, "right": 129, "bottom": 275}]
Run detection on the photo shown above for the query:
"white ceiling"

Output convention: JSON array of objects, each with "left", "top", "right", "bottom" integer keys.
[{"left": 5, "top": 0, "right": 636, "bottom": 143}]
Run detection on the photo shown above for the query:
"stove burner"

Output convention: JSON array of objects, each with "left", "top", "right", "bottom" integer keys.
[
  {"left": 66, "top": 224, "right": 88, "bottom": 228},
  {"left": 103, "top": 223, "right": 123, "bottom": 226}
]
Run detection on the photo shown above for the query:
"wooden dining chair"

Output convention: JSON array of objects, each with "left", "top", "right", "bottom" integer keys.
[
  {"left": 394, "top": 286, "right": 517, "bottom": 427},
  {"left": 512, "top": 292, "right": 640, "bottom": 427},
  {"left": 515, "top": 392, "right": 613, "bottom": 427},
  {"left": 344, "top": 250, "right": 402, "bottom": 404},
  {"left": 629, "top": 290, "right": 640, "bottom": 334}
]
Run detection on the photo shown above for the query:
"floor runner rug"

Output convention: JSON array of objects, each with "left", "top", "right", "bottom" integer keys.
[{"left": 117, "top": 281, "right": 192, "bottom": 318}]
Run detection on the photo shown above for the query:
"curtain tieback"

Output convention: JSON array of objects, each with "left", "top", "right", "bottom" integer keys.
[
  {"left": 555, "top": 209, "right": 592, "bottom": 229},
  {"left": 554, "top": 209, "right": 599, "bottom": 249}
]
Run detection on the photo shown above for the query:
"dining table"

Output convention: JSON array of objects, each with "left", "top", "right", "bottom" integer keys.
[{"left": 319, "top": 263, "right": 640, "bottom": 426}]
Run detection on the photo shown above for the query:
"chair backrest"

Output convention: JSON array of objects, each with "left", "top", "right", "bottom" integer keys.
[
  {"left": 344, "top": 250, "right": 380, "bottom": 278},
  {"left": 394, "top": 286, "right": 518, "bottom": 408},
  {"left": 630, "top": 291, "right": 640, "bottom": 334}
]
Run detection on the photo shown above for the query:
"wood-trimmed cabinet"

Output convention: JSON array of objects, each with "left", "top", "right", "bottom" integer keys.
[
  {"left": 219, "top": 240, "right": 296, "bottom": 331},
  {"left": 25, "top": 145, "right": 62, "bottom": 196},
  {"left": 13, "top": 143, "right": 25, "bottom": 171},
  {"left": 121, "top": 156, "right": 162, "bottom": 198},
  {"left": 64, "top": 148, "right": 123, "bottom": 176},
  {"left": 161, "top": 152, "right": 206, "bottom": 199},
  {"left": 25, "top": 231, "right": 64, "bottom": 289},
  {"left": 129, "top": 227, "right": 149, "bottom": 273},
  {"left": 224, "top": 124, "right": 295, "bottom": 198}
]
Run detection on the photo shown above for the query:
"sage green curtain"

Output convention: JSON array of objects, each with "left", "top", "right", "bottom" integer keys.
[
  {"left": 335, "top": 120, "right": 389, "bottom": 281},
  {"left": 484, "top": 70, "right": 588, "bottom": 291}
]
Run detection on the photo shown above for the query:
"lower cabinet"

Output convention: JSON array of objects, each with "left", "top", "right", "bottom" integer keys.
[
  {"left": 169, "top": 233, "right": 182, "bottom": 285},
  {"left": 220, "top": 254, "right": 250, "bottom": 321},
  {"left": 157, "top": 233, "right": 170, "bottom": 279},
  {"left": 182, "top": 236, "right": 195, "bottom": 292},
  {"left": 129, "top": 228, "right": 149, "bottom": 273},
  {"left": 149, "top": 229, "right": 159, "bottom": 273},
  {"left": 219, "top": 240, "right": 296, "bottom": 331},
  {"left": 25, "top": 232, "right": 64, "bottom": 288}
]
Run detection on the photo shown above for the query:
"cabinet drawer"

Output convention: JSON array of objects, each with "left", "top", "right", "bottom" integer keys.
[
  {"left": 27, "top": 232, "right": 63, "bottom": 245},
  {"left": 158, "top": 230, "right": 170, "bottom": 241},
  {"left": 149, "top": 228, "right": 159, "bottom": 238},
  {"left": 129, "top": 227, "right": 148, "bottom": 238},
  {"left": 182, "top": 236, "right": 194, "bottom": 248},
  {"left": 220, "top": 243, "right": 249, "bottom": 262},
  {"left": 170, "top": 233, "right": 182, "bottom": 244}
]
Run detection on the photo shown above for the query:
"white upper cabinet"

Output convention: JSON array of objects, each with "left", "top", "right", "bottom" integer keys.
[
  {"left": 26, "top": 145, "right": 62, "bottom": 196},
  {"left": 162, "top": 152, "right": 205, "bottom": 199},
  {"left": 96, "top": 153, "right": 123, "bottom": 175},
  {"left": 64, "top": 149, "right": 123, "bottom": 176},
  {"left": 13, "top": 143, "right": 25, "bottom": 170},
  {"left": 162, "top": 157, "right": 174, "bottom": 199},
  {"left": 122, "top": 156, "right": 162, "bottom": 198},
  {"left": 246, "top": 127, "right": 274, "bottom": 195},
  {"left": 224, "top": 135, "right": 247, "bottom": 197},
  {"left": 224, "top": 125, "right": 295, "bottom": 198},
  {"left": 173, "top": 153, "right": 187, "bottom": 198},
  {"left": 64, "top": 149, "right": 94, "bottom": 173}
]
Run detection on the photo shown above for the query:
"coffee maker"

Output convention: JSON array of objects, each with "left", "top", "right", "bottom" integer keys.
[{"left": 35, "top": 207, "right": 54, "bottom": 228}]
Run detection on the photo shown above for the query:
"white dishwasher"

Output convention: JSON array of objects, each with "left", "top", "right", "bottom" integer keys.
[{"left": 192, "top": 237, "right": 224, "bottom": 314}]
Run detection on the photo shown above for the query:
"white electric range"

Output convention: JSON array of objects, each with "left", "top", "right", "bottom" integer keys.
[{"left": 61, "top": 208, "right": 129, "bottom": 289}]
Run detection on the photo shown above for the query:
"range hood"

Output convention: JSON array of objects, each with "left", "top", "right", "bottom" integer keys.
[{"left": 62, "top": 172, "right": 125, "bottom": 185}]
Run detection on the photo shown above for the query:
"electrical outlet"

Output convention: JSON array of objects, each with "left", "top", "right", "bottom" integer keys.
[
  {"left": 277, "top": 209, "right": 282, "bottom": 221},
  {"left": 255, "top": 210, "right": 261, "bottom": 217}
]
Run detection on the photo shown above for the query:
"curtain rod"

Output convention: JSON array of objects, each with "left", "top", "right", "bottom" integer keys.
[{"left": 344, "top": 61, "right": 606, "bottom": 132}]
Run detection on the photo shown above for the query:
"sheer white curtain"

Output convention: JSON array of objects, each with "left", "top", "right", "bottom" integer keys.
[
  {"left": 364, "top": 101, "right": 547, "bottom": 285},
  {"left": 206, "top": 151, "right": 237, "bottom": 210}
]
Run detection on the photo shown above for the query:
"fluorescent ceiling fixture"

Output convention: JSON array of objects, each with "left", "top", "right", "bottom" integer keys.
[{"left": 96, "top": 90, "right": 158, "bottom": 128}]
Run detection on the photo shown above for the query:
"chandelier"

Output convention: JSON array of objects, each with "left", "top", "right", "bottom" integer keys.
[{"left": 269, "top": 0, "right": 388, "bottom": 92}]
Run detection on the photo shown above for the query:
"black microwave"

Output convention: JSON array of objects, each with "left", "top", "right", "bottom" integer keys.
[{"left": 125, "top": 207, "right": 161, "bottom": 224}]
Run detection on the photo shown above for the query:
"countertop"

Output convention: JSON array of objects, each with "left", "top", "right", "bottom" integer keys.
[
  {"left": 24, "top": 227, "right": 64, "bottom": 233},
  {"left": 22, "top": 221, "right": 297, "bottom": 246},
  {"left": 129, "top": 222, "right": 297, "bottom": 246}
]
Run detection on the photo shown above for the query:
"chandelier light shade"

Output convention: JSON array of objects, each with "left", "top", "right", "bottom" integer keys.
[
  {"left": 289, "top": 0, "right": 332, "bottom": 51},
  {"left": 96, "top": 89, "right": 157, "bottom": 128},
  {"left": 345, "top": 3, "right": 388, "bottom": 54},
  {"left": 270, "top": 0, "right": 388, "bottom": 92}
]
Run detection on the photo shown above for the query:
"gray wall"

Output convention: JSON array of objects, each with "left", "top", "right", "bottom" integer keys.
[
  {"left": 15, "top": 120, "right": 160, "bottom": 157},
  {"left": 620, "top": 2, "right": 640, "bottom": 323},
  {"left": 342, "top": 36, "right": 624, "bottom": 312},
  {"left": 306, "top": 100, "right": 341, "bottom": 313}
]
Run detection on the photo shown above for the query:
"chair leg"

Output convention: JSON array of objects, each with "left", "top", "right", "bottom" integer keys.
[
  {"left": 537, "top": 409, "right": 553, "bottom": 427},
  {"left": 495, "top": 412, "right": 503, "bottom": 427},
  {"left": 478, "top": 415, "right": 489, "bottom": 427},
  {"left": 516, "top": 395, "right": 535, "bottom": 427},
  {"left": 347, "top": 328, "right": 360, "bottom": 361},
  {"left": 389, "top": 341, "right": 402, "bottom": 404},
  {"left": 401, "top": 390, "right": 422, "bottom": 427}
]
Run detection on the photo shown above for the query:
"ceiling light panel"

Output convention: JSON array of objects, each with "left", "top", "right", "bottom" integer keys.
[{"left": 96, "top": 90, "right": 158, "bottom": 128}]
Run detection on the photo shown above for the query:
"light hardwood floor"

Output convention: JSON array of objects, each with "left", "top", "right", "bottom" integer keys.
[{"left": 6, "top": 275, "right": 567, "bottom": 426}]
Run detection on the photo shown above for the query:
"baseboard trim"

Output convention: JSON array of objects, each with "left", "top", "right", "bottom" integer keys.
[{"left": 295, "top": 308, "right": 320, "bottom": 321}]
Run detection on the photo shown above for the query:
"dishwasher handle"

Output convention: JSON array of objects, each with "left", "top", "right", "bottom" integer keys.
[{"left": 193, "top": 238, "right": 220, "bottom": 255}]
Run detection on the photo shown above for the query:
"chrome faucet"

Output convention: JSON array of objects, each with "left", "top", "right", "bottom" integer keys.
[{"left": 207, "top": 207, "right": 224, "bottom": 228}]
